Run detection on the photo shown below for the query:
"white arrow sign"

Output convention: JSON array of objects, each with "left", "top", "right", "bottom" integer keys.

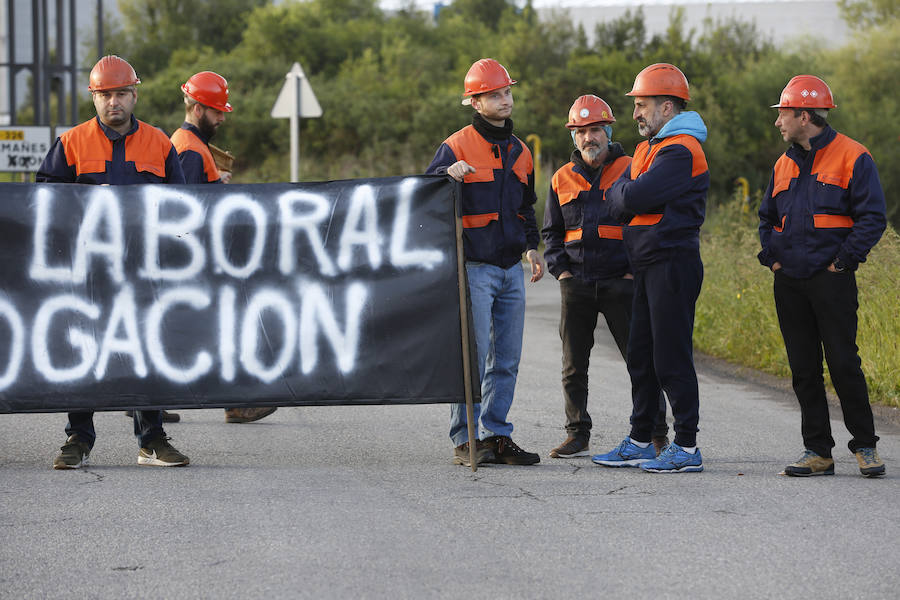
[
  {"left": 271, "top": 62, "right": 322, "bottom": 118},
  {"left": 271, "top": 62, "right": 322, "bottom": 183}
]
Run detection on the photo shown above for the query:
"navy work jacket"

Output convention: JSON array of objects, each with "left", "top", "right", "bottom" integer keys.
[
  {"left": 426, "top": 125, "right": 539, "bottom": 269},
  {"left": 36, "top": 115, "right": 185, "bottom": 185},
  {"left": 542, "top": 144, "right": 632, "bottom": 281},
  {"left": 758, "top": 126, "right": 886, "bottom": 278}
]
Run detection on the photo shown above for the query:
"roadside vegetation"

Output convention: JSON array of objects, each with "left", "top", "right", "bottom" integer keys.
[{"left": 697, "top": 197, "right": 900, "bottom": 408}]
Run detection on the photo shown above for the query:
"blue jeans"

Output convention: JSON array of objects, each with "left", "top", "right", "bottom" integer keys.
[
  {"left": 450, "top": 262, "right": 526, "bottom": 446},
  {"left": 66, "top": 410, "right": 165, "bottom": 449}
]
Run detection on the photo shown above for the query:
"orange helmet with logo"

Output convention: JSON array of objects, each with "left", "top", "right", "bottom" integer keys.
[
  {"left": 626, "top": 63, "right": 690, "bottom": 101},
  {"left": 88, "top": 55, "right": 140, "bottom": 91},
  {"left": 771, "top": 75, "right": 836, "bottom": 109},
  {"left": 566, "top": 95, "right": 616, "bottom": 129},
  {"left": 461, "top": 59, "right": 516, "bottom": 105},
  {"left": 182, "top": 71, "right": 233, "bottom": 112}
]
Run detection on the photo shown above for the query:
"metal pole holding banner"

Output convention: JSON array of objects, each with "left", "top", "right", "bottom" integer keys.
[{"left": 452, "top": 181, "right": 479, "bottom": 472}]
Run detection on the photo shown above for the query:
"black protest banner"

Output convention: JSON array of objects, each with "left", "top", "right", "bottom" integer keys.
[{"left": 0, "top": 176, "right": 475, "bottom": 412}]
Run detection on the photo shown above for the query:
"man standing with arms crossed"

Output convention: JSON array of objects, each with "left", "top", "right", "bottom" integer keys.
[
  {"left": 759, "top": 75, "right": 886, "bottom": 477},
  {"left": 542, "top": 95, "right": 668, "bottom": 459},
  {"left": 426, "top": 58, "right": 545, "bottom": 466},
  {"left": 171, "top": 70, "right": 277, "bottom": 424},
  {"left": 593, "top": 63, "right": 708, "bottom": 473},
  {"left": 37, "top": 55, "right": 190, "bottom": 469}
]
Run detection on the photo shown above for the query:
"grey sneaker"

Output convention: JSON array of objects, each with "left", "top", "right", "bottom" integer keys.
[
  {"left": 549, "top": 436, "right": 590, "bottom": 458},
  {"left": 138, "top": 436, "right": 190, "bottom": 467},
  {"left": 784, "top": 449, "right": 834, "bottom": 477},
  {"left": 53, "top": 434, "right": 90, "bottom": 470},
  {"left": 854, "top": 447, "right": 885, "bottom": 478},
  {"left": 452, "top": 440, "right": 495, "bottom": 466}
]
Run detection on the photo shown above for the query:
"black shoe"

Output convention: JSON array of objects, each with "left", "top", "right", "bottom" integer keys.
[
  {"left": 125, "top": 410, "right": 181, "bottom": 423},
  {"left": 549, "top": 436, "right": 590, "bottom": 458},
  {"left": 485, "top": 435, "right": 540, "bottom": 465},
  {"left": 452, "top": 440, "right": 495, "bottom": 467}
]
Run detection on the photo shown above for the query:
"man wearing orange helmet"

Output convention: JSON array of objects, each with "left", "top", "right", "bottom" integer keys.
[
  {"left": 426, "top": 58, "right": 544, "bottom": 466},
  {"left": 37, "top": 55, "right": 190, "bottom": 469},
  {"left": 172, "top": 71, "right": 234, "bottom": 185},
  {"left": 759, "top": 75, "right": 887, "bottom": 478},
  {"left": 542, "top": 95, "right": 669, "bottom": 459},
  {"left": 594, "top": 63, "right": 708, "bottom": 473},
  {"left": 171, "top": 71, "right": 277, "bottom": 424}
]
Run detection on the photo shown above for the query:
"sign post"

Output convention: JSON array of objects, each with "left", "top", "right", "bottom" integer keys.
[{"left": 271, "top": 62, "right": 322, "bottom": 183}]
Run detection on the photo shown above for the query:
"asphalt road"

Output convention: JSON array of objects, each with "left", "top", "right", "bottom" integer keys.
[{"left": 2, "top": 271, "right": 899, "bottom": 599}]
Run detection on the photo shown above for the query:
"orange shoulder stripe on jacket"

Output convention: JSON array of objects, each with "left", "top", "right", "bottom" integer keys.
[
  {"left": 631, "top": 134, "right": 707, "bottom": 179},
  {"left": 125, "top": 121, "right": 171, "bottom": 178},
  {"left": 60, "top": 120, "right": 112, "bottom": 175},
  {"left": 445, "top": 126, "right": 532, "bottom": 185},
  {"left": 552, "top": 163, "right": 590, "bottom": 206},
  {"left": 510, "top": 135, "right": 533, "bottom": 185},
  {"left": 445, "top": 126, "right": 501, "bottom": 183},
  {"left": 771, "top": 154, "right": 800, "bottom": 198},
  {"left": 171, "top": 127, "right": 219, "bottom": 182},
  {"left": 811, "top": 132, "right": 869, "bottom": 190},
  {"left": 597, "top": 155, "right": 632, "bottom": 192}
]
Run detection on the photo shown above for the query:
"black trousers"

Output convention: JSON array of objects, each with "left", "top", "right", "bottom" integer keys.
[
  {"left": 774, "top": 270, "right": 878, "bottom": 457},
  {"left": 627, "top": 252, "right": 703, "bottom": 448},
  {"left": 559, "top": 277, "right": 667, "bottom": 440}
]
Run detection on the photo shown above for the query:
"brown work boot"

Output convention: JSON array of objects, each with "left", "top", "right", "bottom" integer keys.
[
  {"left": 225, "top": 407, "right": 278, "bottom": 423},
  {"left": 452, "top": 440, "right": 495, "bottom": 466},
  {"left": 652, "top": 435, "right": 670, "bottom": 456},
  {"left": 549, "top": 436, "right": 590, "bottom": 458}
]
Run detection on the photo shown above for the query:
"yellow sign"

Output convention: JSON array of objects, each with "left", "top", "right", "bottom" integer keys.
[{"left": 0, "top": 130, "right": 25, "bottom": 141}]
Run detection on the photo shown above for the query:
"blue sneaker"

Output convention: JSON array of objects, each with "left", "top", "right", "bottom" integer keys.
[
  {"left": 640, "top": 442, "right": 703, "bottom": 473},
  {"left": 592, "top": 438, "right": 656, "bottom": 467}
]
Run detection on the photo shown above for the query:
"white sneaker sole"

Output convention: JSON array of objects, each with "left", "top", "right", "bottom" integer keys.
[
  {"left": 592, "top": 458, "right": 650, "bottom": 467},
  {"left": 53, "top": 455, "right": 89, "bottom": 470},
  {"left": 641, "top": 464, "right": 703, "bottom": 473},
  {"left": 138, "top": 454, "right": 189, "bottom": 467}
]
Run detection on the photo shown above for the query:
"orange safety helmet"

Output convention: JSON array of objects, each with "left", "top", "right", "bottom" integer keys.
[
  {"left": 771, "top": 75, "right": 836, "bottom": 109},
  {"left": 626, "top": 63, "right": 690, "bottom": 101},
  {"left": 566, "top": 95, "right": 616, "bottom": 129},
  {"left": 461, "top": 59, "right": 516, "bottom": 105},
  {"left": 88, "top": 55, "right": 141, "bottom": 91},
  {"left": 182, "top": 71, "right": 233, "bottom": 112}
]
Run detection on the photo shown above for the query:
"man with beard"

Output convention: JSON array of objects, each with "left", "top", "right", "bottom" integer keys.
[
  {"left": 593, "top": 63, "right": 708, "bottom": 473},
  {"left": 542, "top": 95, "right": 669, "bottom": 459},
  {"left": 426, "top": 58, "right": 545, "bottom": 466},
  {"left": 37, "top": 55, "right": 190, "bottom": 469},
  {"left": 171, "top": 71, "right": 234, "bottom": 185},
  {"left": 171, "top": 71, "right": 278, "bottom": 425},
  {"left": 759, "top": 75, "right": 886, "bottom": 477}
]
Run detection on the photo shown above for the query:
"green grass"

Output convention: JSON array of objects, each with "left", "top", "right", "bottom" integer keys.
[{"left": 696, "top": 199, "right": 900, "bottom": 408}]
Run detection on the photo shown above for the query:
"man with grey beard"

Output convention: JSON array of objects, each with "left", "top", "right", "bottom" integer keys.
[{"left": 542, "top": 95, "right": 669, "bottom": 459}]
